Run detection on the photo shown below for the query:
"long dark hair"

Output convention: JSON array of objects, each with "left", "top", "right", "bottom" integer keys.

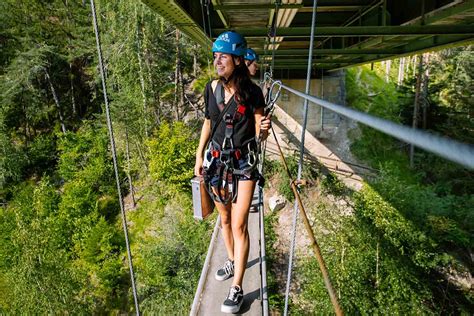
[{"left": 221, "top": 56, "right": 253, "bottom": 104}]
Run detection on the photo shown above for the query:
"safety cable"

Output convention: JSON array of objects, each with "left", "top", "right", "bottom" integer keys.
[
  {"left": 266, "top": 78, "right": 474, "bottom": 170},
  {"left": 90, "top": 1, "right": 140, "bottom": 314},
  {"left": 271, "top": 128, "right": 343, "bottom": 316},
  {"left": 284, "top": 1, "right": 321, "bottom": 315}
]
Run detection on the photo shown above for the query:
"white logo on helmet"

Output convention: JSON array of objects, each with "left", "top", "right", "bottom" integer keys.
[{"left": 218, "top": 33, "right": 231, "bottom": 42}]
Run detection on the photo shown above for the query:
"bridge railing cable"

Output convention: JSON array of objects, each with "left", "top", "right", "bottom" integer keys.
[
  {"left": 90, "top": 0, "right": 140, "bottom": 314},
  {"left": 284, "top": 0, "right": 324, "bottom": 315},
  {"left": 265, "top": 77, "right": 474, "bottom": 170}
]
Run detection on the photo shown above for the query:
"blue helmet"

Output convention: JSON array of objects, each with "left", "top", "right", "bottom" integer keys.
[
  {"left": 212, "top": 31, "right": 247, "bottom": 57},
  {"left": 245, "top": 48, "right": 259, "bottom": 62}
]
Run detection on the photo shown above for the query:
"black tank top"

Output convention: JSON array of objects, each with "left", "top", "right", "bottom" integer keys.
[{"left": 204, "top": 81, "right": 265, "bottom": 148}]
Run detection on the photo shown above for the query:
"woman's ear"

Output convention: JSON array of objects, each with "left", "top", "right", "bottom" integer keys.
[{"left": 234, "top": 56, "right": 241, "bottom": 66}]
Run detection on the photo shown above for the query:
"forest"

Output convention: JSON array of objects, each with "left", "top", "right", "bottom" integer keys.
[{"left": 1, "top": 0, "right": 472, "bottom": 314}]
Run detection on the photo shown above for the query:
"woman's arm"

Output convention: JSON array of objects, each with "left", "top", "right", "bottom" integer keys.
[{"left": 194, "top": 118, "right": 211, "bottom": 176}]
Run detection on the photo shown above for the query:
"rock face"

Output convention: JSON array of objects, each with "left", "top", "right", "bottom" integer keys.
[{"left": 269, "top": 195, "right": 286, "bottom": 212}]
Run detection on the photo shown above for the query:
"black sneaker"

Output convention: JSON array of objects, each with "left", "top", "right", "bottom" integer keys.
[
  {"left": 215, "top": 259, "right": 234, "bottom": 281},
  {"left": 221, "top": 285, "right": 244, "bottom": 314}
]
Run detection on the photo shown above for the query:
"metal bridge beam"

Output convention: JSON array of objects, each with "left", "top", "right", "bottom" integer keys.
[
  {"left": 256, "top": 48, "right": 402, "bottom": 56},
  {"left": 213, "top": 4, "right": 364, "bottom": 12},
  {"left": 213, "top": 25, "right": 474, "bottom": 37}
]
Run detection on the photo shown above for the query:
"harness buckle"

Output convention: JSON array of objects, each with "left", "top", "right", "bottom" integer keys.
[{"left": 220, "top": 149, "right": 232, "bottom": 163}]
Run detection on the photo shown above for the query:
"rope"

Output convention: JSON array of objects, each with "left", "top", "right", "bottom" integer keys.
[
  {"left": 271, "top": 128, "right": 343, "bottom": 316},
  {"left": 284, "top": 1, "right": 319, "bottom": 315},
  {"left": 90, "top": 1, "right": 140, "bottom": 314},
  {"left": 268, "top": 79, "right": 474, "bottom": 170}
]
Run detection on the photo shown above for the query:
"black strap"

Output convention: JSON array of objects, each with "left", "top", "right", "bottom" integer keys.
[
  {"left": 215, "top": 82, "right": 225, "bottom": 111},
  {"left": 209, "top": 81, "right": 232, "bottom": 143}
]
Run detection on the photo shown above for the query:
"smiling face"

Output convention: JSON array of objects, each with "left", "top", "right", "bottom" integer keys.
[
  {"left": 245, "top": 60, "right": 258, "bottom": 76},
  {"left": 213, "top": 53, "right": 240, "bottom": 79}
]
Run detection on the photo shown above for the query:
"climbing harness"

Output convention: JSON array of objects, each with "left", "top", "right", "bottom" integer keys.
[{"left": 202, "top": 81, "right": 259, "bottom": 205}]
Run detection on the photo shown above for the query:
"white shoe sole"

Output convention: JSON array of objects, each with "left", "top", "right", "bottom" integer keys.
[
  {"left": 215, "top": 272, "right": 233, "bottom": 281},
  {"left": 221, "top": 300, "right": 243, "bottom": 314}
]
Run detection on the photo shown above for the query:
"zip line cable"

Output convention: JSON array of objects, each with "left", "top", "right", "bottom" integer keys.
[
  {"left": 283, "top": 1, "right": 326, "bottom": 315},
  {"left": 267, "top": 78, "right": 474, "bottom": 170},
  {"left": 90, "top": 1, "right": 140, "bottom": 314}
]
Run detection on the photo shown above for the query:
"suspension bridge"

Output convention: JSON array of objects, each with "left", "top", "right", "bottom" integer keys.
[{"left": 89, "top": 0, "right": 474, "bottom": 314}]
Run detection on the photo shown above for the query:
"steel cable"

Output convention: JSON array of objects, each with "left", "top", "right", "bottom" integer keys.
[
  {"left": 284, "top": 1, "right": 323, "bottom": 315},
  {"left": 270, "top": 80, "right": 474, "bottom": 170},
  {"left": 90, "top": 1, "right": 140, "bottom": 314}
]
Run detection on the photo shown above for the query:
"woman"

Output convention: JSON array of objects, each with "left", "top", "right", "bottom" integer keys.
[
  {"left": 244, "top": 47, "right": 259, "bottom": 77},
  {"left": 194, "top": 31, "right": 271, "bottom": 314}
]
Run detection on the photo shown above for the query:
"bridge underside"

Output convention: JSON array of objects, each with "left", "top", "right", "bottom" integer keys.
[{"left": 142, "top": 0, "right": 474, "bottom": 75}]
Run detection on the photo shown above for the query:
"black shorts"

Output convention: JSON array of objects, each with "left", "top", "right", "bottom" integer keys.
[{"left": 207, "top": 156, "right": 260, "bottom": 188}]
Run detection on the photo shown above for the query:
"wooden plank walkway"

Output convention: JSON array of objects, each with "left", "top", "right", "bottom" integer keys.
[{"left": 192, "top": 189, "right": 264, "bottom": 316}]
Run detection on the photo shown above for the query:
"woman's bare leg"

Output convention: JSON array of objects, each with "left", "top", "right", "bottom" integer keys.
[
  {"left": 231, "top": 180, "right": 256, "bottom": 287},
  {"left": 215, "top": 200, "right": 234, "bottom": 260}
]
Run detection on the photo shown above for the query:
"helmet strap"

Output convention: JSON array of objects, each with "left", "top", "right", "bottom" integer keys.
[{"left": 220, "top": 73, "right": 234, "bottom": 85}]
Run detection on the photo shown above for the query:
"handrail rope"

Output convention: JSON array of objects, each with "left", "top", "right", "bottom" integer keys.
[
  {"left": 266, "top": 79, "right": 474, "bottom": 170},
  {"left": 284, "top": 1, "right": 322, "bottom": 315},
  {"left": 90, "top": 1, "right": 140, "bottom": 315},
  {"left": 271, "top": 128, "right": 343, "bottom": 316}
]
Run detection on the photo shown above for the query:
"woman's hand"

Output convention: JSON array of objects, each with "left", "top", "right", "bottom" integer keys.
[
  {"left": 259, "top": 116, "right": 272, "bottom": 140},
  {"left": 194, "top": 156, "right": 204, "bottom": 177}
]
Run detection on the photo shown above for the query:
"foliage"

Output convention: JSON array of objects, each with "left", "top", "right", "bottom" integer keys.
[
  {"left": 264, "top": 211, "right": 286, "bottom": 312},
  {"left": 127, "top": 183, "right": 212, "bottom": 314},
  {"left": 0, "top": 124, "right": 127, "bottom": 313},
  {"left": 147, "top": 122, "right": 198, "bottom": 190},
  {"left": 0, "top": 0, "right": 210, "bottom": 313},
  {"left": 294, "top": 187, "right": 437, "bottom": 315},
  {"left": 336, "top": 53, "right": 474, "bottom": 313}
]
